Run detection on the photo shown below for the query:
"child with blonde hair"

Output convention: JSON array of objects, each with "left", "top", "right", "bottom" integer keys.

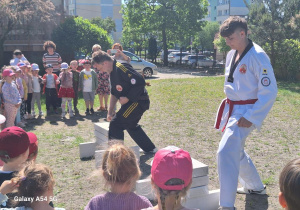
[
  {"left": 58, "top": 62, "right": 74, "bottom": 118},
  {"left": 142, "top": 146, "right": 198, "bottom": 210},
  {"left": 2, "top": 69, "right": 22, "bottom": 128},
  {"left": 85, "top": 144, "right": 152, "bottom": 210},
  {"left": 31, "top": 63, "right": 43, "bottom": 117},
  {"left": 0, "top": 163, "right": 65, "bottom": 210},
  {"left": 279, "top": 158, "right": 300, "bottom": 210}
]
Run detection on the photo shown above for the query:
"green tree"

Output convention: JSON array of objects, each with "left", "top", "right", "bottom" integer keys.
[
  {"left": 148, "top": 37, "right": 157, "bottom": 62},
  {"left": 195, "top": 21, "right": 220, "bottom": 51},
  {"left": 0, "top": 0, "right": 56, "bottom": 66},
  {"left": 213, "top": 35, "right": 230, "bottom": 61},
  {"left": 52, "top": 17, "right": 113, "bottom": 63},
  {"left": 122, "top": 0, "right": 208, "bottom": 66},
  {"left": 90, "top": 17, "right": 116, "bottom": 34}
]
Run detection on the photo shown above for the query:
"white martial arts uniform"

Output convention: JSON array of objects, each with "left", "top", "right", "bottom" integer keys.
[{"left": 215, "top": 41, "right": 277, "bottom": 208}]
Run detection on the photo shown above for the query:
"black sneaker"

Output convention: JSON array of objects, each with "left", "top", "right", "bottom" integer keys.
[
  {"left": 85, "top": 108, "right": 89, "bottom": 115},
  {"left": 90, "top": 108, "right": 94, "bottom": 114}
]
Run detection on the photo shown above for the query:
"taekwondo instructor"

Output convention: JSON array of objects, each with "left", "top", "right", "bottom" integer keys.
[
  {"left": 214, "top": 16, "right": 277, "bottom": 210},
  {"left": 92, "top": 50, "right": 157, "bottom": 153}
]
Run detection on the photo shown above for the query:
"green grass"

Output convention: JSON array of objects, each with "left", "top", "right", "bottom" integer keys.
[{"left": 30, "top": 77, "right": 300, "bottom": 209}]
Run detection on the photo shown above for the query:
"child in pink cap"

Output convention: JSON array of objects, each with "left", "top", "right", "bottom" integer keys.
[{"left": 142, "top": 146, "right": 198, "bottom": 210}]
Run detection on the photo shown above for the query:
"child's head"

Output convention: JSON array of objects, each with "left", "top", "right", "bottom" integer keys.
[
  {"left": 15, "top": 67, "right": 22, "bottom": 78},
  {"left": 43, "top": 40, "right": 56, "bottom": 53},
  {"left": 70, "top": 60, "right": 78, "bottom": 70},
  {"left": 13, "top": 49, "right": 23, "bottom": 59},
  {"left": 0, "top": 127, "right": 32, "bottom": 166},
  {"left": 31, "top": 63, "right": 39, "bottom": 76},
  {"left": 112, "top": 43, "right": 123, "bottom": 51},
  {"left": 27, "top": 132, "right": 38, "bottom": 162},
  {"left": 279, "top": 158, "right": 300, "bottom": 210},
  {"left": 60, "top": 62, "right": 69, "bottom": 71},
  {"left": 83, "top": 59, "right": 91, "bottom": 70},
  {"left": 2, "top": 69, "right": 15, "bottom": 82},
  {"left": 151, "top": 146, "right": 193, "bottom": 209},
  {"left": 92, "top": 44, "right": 102, "bottom": 53},
  {"left": 17, "top": 62, "right": 26, "bottom": 73},
  {"left": 14, "top": 163, "right": 55, "bottom": 207},
  {"left": 45, "top": 64, "right": 53, "bottom": 74},
  {"left": 102, "top": 144, "right": 141, "bottom": 189}
]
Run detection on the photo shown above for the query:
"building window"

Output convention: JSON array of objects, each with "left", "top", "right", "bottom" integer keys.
[
  {"left": 214, "top": 6, "right": 217, "bottom": 10},
  {"left": 218, "top": 10, "right": 222, "bottom": 16},
  {"left": 224, "top": 9, "right": 228, "bottom": 15},
  {"left": 214, "top": 17, "right": 217, "bottom": 21}
]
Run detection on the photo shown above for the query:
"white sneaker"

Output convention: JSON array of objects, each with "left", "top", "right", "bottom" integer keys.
[
  {"left": 24, "top": 114, "right": 34, "bottom": 119},
  {"left": 39, "top": 111, "right": 44, "bottom": 116},
  {"left": 31, "top": 111, "right": 35, "bottom": 117},
  {"left": 145, "top": 147, "right": 158, "bottom": 154},
  {"left": 61, "top": 112, "right": 66, "bottom": 118},
  {"left": 237, "top": 185, "right": 266, "bottom": 195}
]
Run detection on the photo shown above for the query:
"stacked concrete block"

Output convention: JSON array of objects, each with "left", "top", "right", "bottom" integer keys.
[
  {"left": 94, "top": 122, "right": 109, "bottom": 145},
  {"left": 135, "top": 158, "right": 220, "bottom": 210}
]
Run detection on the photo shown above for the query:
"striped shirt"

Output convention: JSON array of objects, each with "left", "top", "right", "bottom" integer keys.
[
  {"left": 42, "top": 52, "right": 62, "bottom": 72},
  {"left": 84, "top": 192, "right": 152, "bottom": 210}
]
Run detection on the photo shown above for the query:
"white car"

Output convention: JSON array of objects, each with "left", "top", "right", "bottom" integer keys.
[
  {"left": 168, "top": 52, "right": 190, "bottom": 64},
  {"left": 122, "top": 51, "right": 158, "bottom": 77}
]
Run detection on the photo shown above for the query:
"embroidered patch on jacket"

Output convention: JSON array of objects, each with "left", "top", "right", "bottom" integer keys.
[
  {"left": 131, "top": 78, "right": 136, "bottom": 85},
  {"left": 261, "top": 77, "right": 271, "bottom": 86},
  {"left": 262, "top": 69, "right": 268, "bottom": 75},
  {"left": 239, "top": 64, "right": 247, "bottom": 74},
  {"left": 116, "top": 85, "right": 123, "bottom": 91}
]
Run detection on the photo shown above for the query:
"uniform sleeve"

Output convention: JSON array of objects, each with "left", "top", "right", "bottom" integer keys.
[
  {"left": 119, "top": 64, "right": 146, "bottom": 102},
  {"left": 243, "top": 55, "right": 278, "bottom": 129}
]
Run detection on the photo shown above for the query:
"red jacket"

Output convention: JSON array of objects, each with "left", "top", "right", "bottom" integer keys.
[{"left": 42, "top": 74, "right": 59, "bottom": 94}]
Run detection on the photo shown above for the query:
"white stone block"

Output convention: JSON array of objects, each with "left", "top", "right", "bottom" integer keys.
[
  {"left": 94, "top": 122, "right": 109, "bottom": 136},
  {"left": 95, "top": 150, "right": 105, "bottom": 169},
  {"left": 130, "top": 146, "right": 140, "bottom": 161},
  {"left": 188, "top": 185, "right": 209, "bottom": 198},
  {"left": 135, "top": 179, "right": 155, "bottom": 200},
  {"left": 94, "top": 130, "right": 108, "bottom": 145},
  {"left": 79, "top": 142, "right": 96, "bottom": 159},
  {"left": 184, "top": 189, "right": 220, "bottom": 210},
  {"left": 191, "top": 158, "right": 208, "bottom": 177}
]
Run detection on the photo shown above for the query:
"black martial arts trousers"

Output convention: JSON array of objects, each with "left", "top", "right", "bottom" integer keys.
[{"left": 108, "top": 99, "right": 155, "bottom": 152}]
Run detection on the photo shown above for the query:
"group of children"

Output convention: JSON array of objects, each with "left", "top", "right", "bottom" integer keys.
[
  {"left": 0, "top": 125, "right": 299, "bottom": 210},
  {"left": 0, "top": 40, "right": 115, "bottom": 129}
]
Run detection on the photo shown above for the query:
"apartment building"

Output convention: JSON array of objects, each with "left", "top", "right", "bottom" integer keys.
[
  {"left": 205, "top": 0, "right": 251, "bottom": 24},
  {"left": 65, "top": 0, "right": 122, "bottom": 43}
]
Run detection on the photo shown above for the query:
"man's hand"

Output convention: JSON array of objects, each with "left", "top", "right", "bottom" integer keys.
[
  {"left": 119, "top": 97, "right": 129, "bottom": 105},
  {"left": 237, "top": 117, "right": 253, "bottom": 128},
  {"left": 106, "top": 112, "right": 115, "bottom": 122}
]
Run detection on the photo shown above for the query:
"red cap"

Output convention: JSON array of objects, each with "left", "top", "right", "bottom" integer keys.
[
  {"left": 2, "top": 69, "right": 15, "bottom": 77},
  {"left": 151, "top": 146, "right": 193, "bottom": 191},
  {"left": 0, "top": 127, "right": 31, "bottom": 159},
  {"left": 27, "top": 132, "right": 38, "bottom": 156},
  {"left": 83, "top": 59, "right": 91, "bottom": 65}
]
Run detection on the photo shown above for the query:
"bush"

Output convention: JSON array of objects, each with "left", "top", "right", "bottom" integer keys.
[{"left": 265, "top": 39, "right": 300, "bottom": 81}]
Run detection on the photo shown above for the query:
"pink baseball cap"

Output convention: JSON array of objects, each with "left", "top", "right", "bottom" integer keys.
[
  {"left": 151, "top": 146, "right": 193, "bottom": 191},
  {"left": 2, "top": 69, "right": 15, "bottom": 77}
]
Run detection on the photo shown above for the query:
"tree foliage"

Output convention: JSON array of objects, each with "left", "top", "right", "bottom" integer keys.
[
  {"left": 52, "top": 17, "right": 113, "bottom": 63},
  {"left": 213, "top": 35, "right": 230, "bottom": 61},
  {"left": 122, "top": 0, "right": 208, "bottom": 65},
  {"left": 265, "top": 39, "right": 300, "bottom": 81},
  {"left": 195, "top": 21, "right": 220, "bottom": 51},
  {"left": 0, "top": 0, "right": 56, "bottom": 66},
  {"left": 247, "top": 0, "right": 300, "bottom": 65},
  {"left": 90, "top": 17, "right": 116, "bottom": 34}
]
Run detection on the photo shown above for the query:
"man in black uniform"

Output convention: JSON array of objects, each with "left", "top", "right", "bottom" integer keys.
[{"left": 92, "top": 50, "right": 157, "bottom": 153}]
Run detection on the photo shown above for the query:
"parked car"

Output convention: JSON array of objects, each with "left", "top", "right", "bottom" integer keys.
[
  {"left": 182, "top": 55, "right": 214, "bottom": 68},
  {"left": 122, "top": 51, "right": 158, "bottom": 77},
  {"left": 160, "top": 49, "right": 180, "bottom": 60},
  {"left": 168, "top": 52, "right": 190, "bottom": 64},
  {"left": 197, "top": 55, "right": 214, "bottom": 67}
]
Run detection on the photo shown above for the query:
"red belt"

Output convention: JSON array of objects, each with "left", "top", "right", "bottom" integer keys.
[{"left": 215, "top": 98, "right": 258, "bottom": 132}]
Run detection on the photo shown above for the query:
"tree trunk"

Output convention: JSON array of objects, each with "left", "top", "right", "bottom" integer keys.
[
  {"left": 162, "top": 28, "right": 168, "bottom": 66},
  {"left": 0, "top": 39, "right": 5, "bottom": 67}
]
